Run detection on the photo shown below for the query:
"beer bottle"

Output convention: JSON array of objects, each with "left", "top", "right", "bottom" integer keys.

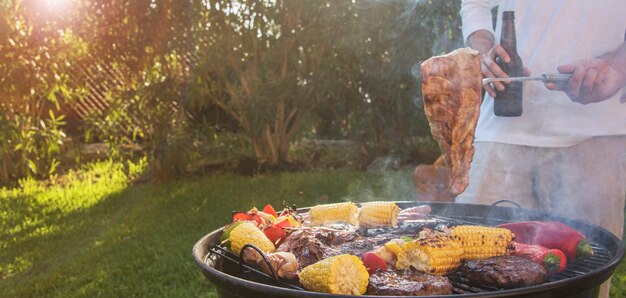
[{"left": 494, "top": 11, "right": 523, "bottom": 117}]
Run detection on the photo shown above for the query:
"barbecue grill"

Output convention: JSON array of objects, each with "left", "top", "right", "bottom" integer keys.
[{"left": 192, "top": 201, "right": 624, "bottom": 298}]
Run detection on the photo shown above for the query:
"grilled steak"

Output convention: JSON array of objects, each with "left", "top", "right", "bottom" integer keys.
[
  {"left": 456, "top": 256, "right": 547, "bottom": 289},
  {"left": 420, "top": 48, "right": 482, "bottom": 196},
  {"left": 367, "top": 270, "right": 454, "bottom": 296},
  {"left": 312, "top": 227, "right": 358, "bottom": 246},
  {"left": 278, "top": 229, "right": 392, "bottom": 268},
  {"left": 336, "top": 238, "right": 378, "bottom": 257},
  {"left": 279, "top": 220, "right": 455, "bottom": 269},
  {"left": 276, "top": 229, "right": 339, "bottom": 268}
]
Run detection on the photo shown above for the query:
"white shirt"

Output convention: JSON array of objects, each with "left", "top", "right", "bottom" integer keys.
[{"left": 461, "top": 0, "right": 626, "bottom": 147}]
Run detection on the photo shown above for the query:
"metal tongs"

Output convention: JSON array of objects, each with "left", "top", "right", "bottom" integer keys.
[{"left": 482, "top": 73, "right": 572, "bottom": 85}]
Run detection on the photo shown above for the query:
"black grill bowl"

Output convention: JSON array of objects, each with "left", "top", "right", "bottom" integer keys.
[{"left": 193, "top": 201, "right": 624, "bottom": 298}]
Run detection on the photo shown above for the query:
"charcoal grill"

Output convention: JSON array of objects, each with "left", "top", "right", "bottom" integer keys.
[{"left": 192, "top": 201, "right": 624, "bottom": 297}]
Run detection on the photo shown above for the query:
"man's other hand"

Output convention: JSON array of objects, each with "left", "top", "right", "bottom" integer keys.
[{"left": 546, "top": 58, "right": 626, "bottom": 104}]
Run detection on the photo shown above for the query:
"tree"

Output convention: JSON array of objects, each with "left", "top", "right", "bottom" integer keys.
[
  {"left": 308, "top": 0, "right": 463, "bottom": 158},
  {"left": 1, "top": 0, "right": 463, "bottom": 184},
  {"left": 186, "top": 1, "right": 315, "bottom": 166},
  {"left": 189, "top": 0, "right": 462, "bottom": 165}
]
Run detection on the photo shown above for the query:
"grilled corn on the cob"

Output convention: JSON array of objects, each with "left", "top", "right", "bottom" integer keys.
[
  {"left": 224, "top": 221, "right": 276, "bottom": 254},
  {"left": 383, "top": 239, "right": 409, "bottom": 268},
  {"left": 358, "top": 201, "right": 400, "bottom": 228},
  {"left": 298, "top": 254, "right": 369, "bottom": 295},
  {"left": 309, "top": 202, "right": 358, "bottom": 226},
  {"left": 384, "top": 232, "right": 463, "bottom": 275},
  {"left": 451, "top": 225, "right": 513, "bottom": 260}
]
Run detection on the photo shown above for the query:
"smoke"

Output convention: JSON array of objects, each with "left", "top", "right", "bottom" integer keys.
[
  {"left": 466, "top": 137, "right": 626, "bottom": 238},
  {"left": 341, "top": 169, "right": 417, "bottom": 204}
]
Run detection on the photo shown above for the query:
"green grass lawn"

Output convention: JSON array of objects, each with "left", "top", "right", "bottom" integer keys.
[
  {"left": 0, "top": 160, "right": 418, "bottom": 297},
  {"left": 1, "top": 160, "right": 625, "bottom": 297}
]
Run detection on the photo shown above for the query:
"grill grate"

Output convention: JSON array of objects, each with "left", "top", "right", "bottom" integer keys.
[
  {"left": 202, "top": 215, "right": 615, "bottom": 295},
  {"left": 204, "top": 235, "right": 614, "bottom": 295}
]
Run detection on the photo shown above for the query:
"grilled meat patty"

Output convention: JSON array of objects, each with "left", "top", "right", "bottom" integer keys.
[
  {"left": 456, "top": 255, "right": 547, "bottom": 289},
  {"left": 367, "top": 270, "right": 453, "bottom": 296}
]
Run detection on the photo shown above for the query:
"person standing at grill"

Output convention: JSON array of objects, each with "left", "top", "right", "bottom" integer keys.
[{"left": 458, "top": 1, "right": 626, "bottom": 297}]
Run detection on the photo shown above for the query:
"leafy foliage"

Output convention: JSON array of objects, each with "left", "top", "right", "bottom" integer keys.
[
  {"left": 0, "top": 1, "right": 87, "bottom": 184},
  {"left": 1, "top": 0, "right": 463, "bottom": 183}
]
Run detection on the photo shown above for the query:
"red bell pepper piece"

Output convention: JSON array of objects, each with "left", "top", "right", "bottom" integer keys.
[
  {"left": 263, "top": 225, "right": 286, "bottom": 246},
  {"left": 275, "top": 218, "right": 292, "bottom": 228},
  {"left": 498, "top": 221, "right": 593, "bottom": 260},
  {"left": 511, "top": 241, "right": 567, "bottom": 274},
  {"left": 232, "top": 212, "right": 263, "bottom": 225},
  {"left": 362, "top": 252, "right": 388, "bottom": 274},
  {"left": 262, "top": 204, "right": 278, "bottom": 218},
  {"left": 232, "top": 212, "right": 254, "bottom": 222}
]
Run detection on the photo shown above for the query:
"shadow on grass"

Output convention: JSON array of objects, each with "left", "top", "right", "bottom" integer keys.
[{"left": 1, "top": 170, "right": 418, "bottom": 297}]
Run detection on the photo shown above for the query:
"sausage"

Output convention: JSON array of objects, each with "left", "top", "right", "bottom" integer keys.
[{"left": 398, "top": 205, "right": 432, "bottom": 220}]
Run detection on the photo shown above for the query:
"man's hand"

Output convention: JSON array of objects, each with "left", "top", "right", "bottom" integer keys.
[
  {"left": 545, "top": 58, "right": 626, "bottom": 104},
  {"left": 547, "top": 42, "right": 626, "bottom": 104},
  {"left": 467, "top": 30, "right": 531, "bottom": 98},
  {"left": 480, "top": 44, "right": 512, "bottom": 97},
  {"left": 480, "top": 46, "right": 532, "bottom": 98}
]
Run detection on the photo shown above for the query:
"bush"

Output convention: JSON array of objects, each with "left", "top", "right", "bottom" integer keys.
[{"left": 0, "top": 104, "right": 68, "bottom": 186}]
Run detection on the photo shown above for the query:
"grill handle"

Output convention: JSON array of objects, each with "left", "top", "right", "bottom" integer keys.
[
  {"left": 490, "top": 199, "right": 522, "bottom": 209},
  {"left": 482, "top": 199, "right": 523, "bottom": 224},
  {"left": 239, "top": 244, "right": 280, "bottom": 283}
]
